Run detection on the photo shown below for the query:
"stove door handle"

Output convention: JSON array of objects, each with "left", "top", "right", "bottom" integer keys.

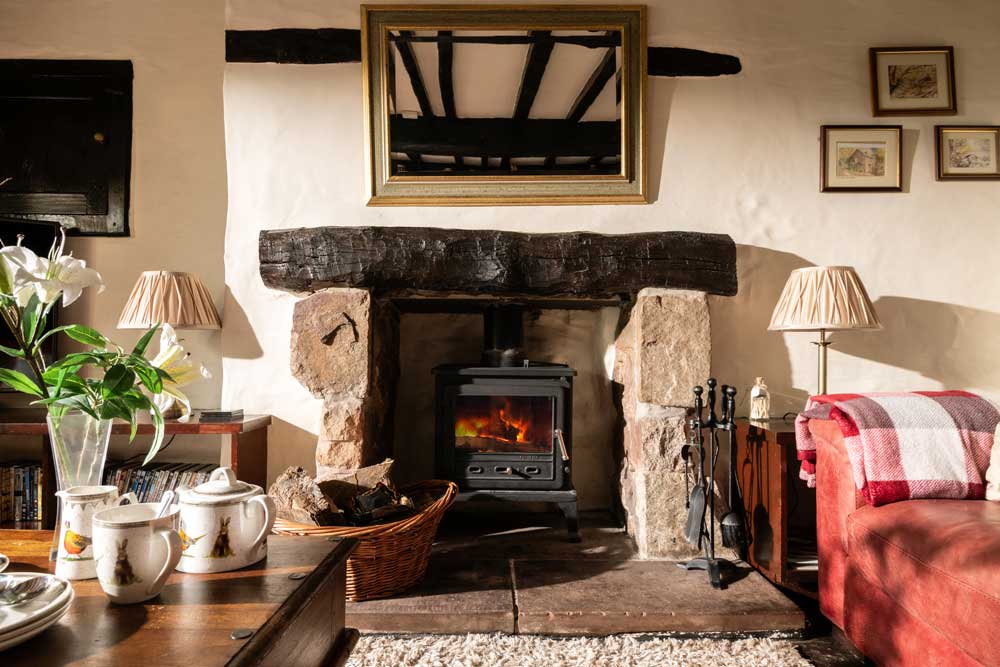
[{"left": 555, "top": 429, "right": 570, "bottom": 462}]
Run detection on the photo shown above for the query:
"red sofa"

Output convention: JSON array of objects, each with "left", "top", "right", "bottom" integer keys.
[{"left": 812, "top": 418, "right": 1000, "bottom": 667}]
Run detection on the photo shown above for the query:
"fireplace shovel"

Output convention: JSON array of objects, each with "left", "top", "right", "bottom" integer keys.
[{"left": 684, "top": 441, "right": 706, "bottom": 547}]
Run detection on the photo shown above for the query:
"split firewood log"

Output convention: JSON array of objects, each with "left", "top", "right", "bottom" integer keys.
[{"left": 268, "top": 466, "right": 345, "bottom": 526}]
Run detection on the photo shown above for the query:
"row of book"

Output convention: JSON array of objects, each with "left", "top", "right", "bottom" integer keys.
[
  {"left": 0, "top": 463, "right": 44, "bottom": 523},
  {"left": 103, "top": 460, "right": 217, "bottom": 504}
]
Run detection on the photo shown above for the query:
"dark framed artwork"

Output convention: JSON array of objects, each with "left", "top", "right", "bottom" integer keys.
[
  {"left": 820, "top": 125, "right": 903, "bottom": 192},
  {"left": 0, "top": 60, "right": 133, "bottom": 236},
  {"left": 869, "top": 46, "right": 956, "bottom": 116},
  {"left": 935, "top": 126, "right": 1000, "bottom": 180}
]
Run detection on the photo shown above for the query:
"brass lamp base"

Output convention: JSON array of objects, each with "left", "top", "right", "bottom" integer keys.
[{"left": 811, "top": 329, "right": 832, "bottom": 395}]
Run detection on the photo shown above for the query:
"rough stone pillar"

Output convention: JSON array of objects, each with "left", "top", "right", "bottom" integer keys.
[
  {"left": 289, "top": 288, "right": 397, "bottom": 479},
  {"left": 614, "top": 288, "right": 712, "bottom": 559}
]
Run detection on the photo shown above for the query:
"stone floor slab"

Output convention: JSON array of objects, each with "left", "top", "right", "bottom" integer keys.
[
  {"left": 513, "top": 559, "right": 806, "bottom": 635},
  {"left": 347, "top": 558, "right": 515, "bottom": 634}
]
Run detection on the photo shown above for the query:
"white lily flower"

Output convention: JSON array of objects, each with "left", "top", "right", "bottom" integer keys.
[
  {"left": 149, "top": 323, "right": 211, "bottom": 421},
  {"left": 0, "top": 239, "right": 104, "bottom": 307}
]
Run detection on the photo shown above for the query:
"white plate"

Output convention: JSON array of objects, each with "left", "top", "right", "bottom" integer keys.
[
  {"left": 0, "top": 555, "right": 8, "bottom": 573},
  {"left": 0, "top": 588, "right": 72, "bottom": 643},
  {"left": 0, "top": 574, "right": 73, "bottom": 637},
  {"left": 0, "top": 594, "right": 72, "bottom": 652}
]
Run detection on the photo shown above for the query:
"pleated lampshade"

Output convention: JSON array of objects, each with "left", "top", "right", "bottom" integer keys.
[
  {"left": 117, "top": 271, "right": 222, "bottom": 330},
  {"left": 768, "top": 266, "right": 881, "bottom": 332}
]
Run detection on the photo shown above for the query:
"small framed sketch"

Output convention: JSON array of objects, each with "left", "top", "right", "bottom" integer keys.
[
  {"left": 869, "top": 46, "right": 956, "bottom": 116},
  {"left": 821, "top": 125, "right": 903, "bottom": 192},
  {"left": 935, "top": 126, "right": 1000, "bottom": 180}
]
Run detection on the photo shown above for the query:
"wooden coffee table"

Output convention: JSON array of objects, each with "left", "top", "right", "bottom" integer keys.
[{"left": 0, "top": 530, "right": 358, "bottom": 666}]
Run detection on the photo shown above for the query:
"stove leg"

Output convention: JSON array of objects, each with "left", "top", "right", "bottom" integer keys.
[{"left": 557, "top": 500, "right": 580, "bottom": 542}]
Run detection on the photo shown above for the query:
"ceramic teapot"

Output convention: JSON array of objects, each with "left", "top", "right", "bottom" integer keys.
[{"left": 172, "top": 467, "right": 275, "bottom": 574}]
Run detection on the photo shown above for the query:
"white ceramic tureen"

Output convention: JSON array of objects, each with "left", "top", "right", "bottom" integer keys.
[{"left": 173, "top": 467, "right": 275, "bottom": 574}]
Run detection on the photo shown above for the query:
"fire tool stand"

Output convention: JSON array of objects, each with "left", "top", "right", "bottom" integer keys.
[{"left": 678, "top": 378, "right": 739, "bottom": 589}]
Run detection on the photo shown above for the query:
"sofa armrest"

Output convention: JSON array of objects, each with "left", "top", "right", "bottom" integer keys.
[{"left": 811, "top": 418, "right": 864, "bottom": 629}]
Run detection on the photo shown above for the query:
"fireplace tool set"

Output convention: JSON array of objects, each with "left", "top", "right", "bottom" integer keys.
[{"left": 680, "top": 378, "right": 750, "bottom": 589}]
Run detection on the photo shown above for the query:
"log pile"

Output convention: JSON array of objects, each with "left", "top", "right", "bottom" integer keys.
[{"left": 268, "top": 459, "right": 415, "bottom": 527}]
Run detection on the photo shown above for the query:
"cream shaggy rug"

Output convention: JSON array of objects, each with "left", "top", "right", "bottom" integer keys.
[{"left": 346, "top": 633, "right": 811, "bottom": 667}]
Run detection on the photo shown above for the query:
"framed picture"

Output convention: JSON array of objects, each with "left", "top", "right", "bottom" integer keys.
[
  {"left": 361, "top": 5, "right": 647, "bottom": 206},
  {"left": 820, "top": 125, "right": 903, "bottom": 192},
  {"left": 935, "top": 126, "right": 1000, "bottom": 180},
  {"left": 869, "top": 46, "right": 956, "bottom": 116}
]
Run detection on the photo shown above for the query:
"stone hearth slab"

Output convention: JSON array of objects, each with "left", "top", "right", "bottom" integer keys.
[
  {"left": 513, "top": 559, "right": 806, "bottom": 635},
  {"left": 347, "top": 558, "right": 514, "bottom": 634}
]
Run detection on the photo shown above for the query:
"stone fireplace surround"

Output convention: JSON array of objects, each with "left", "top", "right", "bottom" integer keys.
[{"left": 263, "top": 227, "right": 737, "bottom": 560}]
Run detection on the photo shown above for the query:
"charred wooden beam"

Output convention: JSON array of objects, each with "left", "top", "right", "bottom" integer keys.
[
  {"left": 225, "top": 29, "right": 744, "bottom": 79},
  {"left": 259, "top": 227, "right": 738, "bottom": 297},
  {"left": 226, "top": 28, "right": 361, "bottom": 64},
  {"left": 648, "top": 46, "right": 742, "bottom": 77},
  {"left": 437, "top": 31, "right": 456, "bottom": 119},
  {"left": 394, "top": 30, "right": 434, "bottom": 117},
  {"left": 389, "top": 116, "right": 620, "bottom": 158}
]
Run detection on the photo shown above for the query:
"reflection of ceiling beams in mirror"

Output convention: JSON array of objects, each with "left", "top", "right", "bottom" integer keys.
[
  {"left": 388, "top": 32, "right": 620, "bottom": 49},
  {"left": 394, "top": 30, "right": 433, "bottom": 118},
  {"left": 391, "top": 158, "right": 621, "bottom": 177},
  {"left": 502, "top": 31, "right": 555, "bottom": 170},
  {"left": 389, "top": 117, "right": 621, "bottom": 159}
]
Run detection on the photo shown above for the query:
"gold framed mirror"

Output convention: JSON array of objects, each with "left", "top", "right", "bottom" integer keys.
[{"left": 362, "top": 5, "right": 647, "bottom": 206}]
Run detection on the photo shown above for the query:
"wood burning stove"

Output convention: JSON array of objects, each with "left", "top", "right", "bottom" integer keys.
[{"left": 433, "top": 305, "right": 580, "bottom": 540}]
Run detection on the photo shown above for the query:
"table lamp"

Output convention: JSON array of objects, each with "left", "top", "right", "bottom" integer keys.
[
  {"left": 768, "top": 266, "right": 880, "bottom": 395},
  {"left": 117, "top": 271, "right": 221, "bottom": 330}
]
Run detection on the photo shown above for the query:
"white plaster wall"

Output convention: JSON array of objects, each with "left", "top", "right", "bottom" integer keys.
[
  {"left": 223, "top": 0, "right": 1000, "bottom": 485},
  {"left": 0, "top": 0, "right": 228, "bottom": 463}
]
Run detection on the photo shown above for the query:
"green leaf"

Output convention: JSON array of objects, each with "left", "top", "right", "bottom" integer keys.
[
  {"left": 20, "top": 293, "right": 41, "bottom": 348},
  {"left": 134, "top": 364, "right": 163, "bottom": 394},
  {"left": 52, "top": 368, "right": 68, "bottom": 398},
  {"left": 0, "top": 343, "right": 25, "bottom": 358},
  {"left": 132, "top": 324, "right": 160, "bottom": 357},
  {"left": 0, "top": 368, "right": 44, "bottom": 397},
  {"left": 63, "top": 325, "right": 109, "bottom": 348},
  {"left": 143, "top": 403, "right": 166, "bottom": 466},
  {"left": 102, "top": 363, "right": 136, "bottom": 396}
]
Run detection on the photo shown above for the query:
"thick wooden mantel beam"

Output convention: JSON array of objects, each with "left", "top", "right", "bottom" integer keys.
[{"left": 259, "top": 227, "right": 738, "bottom": 297}]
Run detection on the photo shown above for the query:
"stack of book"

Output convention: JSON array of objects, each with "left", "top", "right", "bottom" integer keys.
[
  {"left": 103, "top": 460, "right": 216, "bottom": 503},
  {"left": 198, "top": 409, "right": 244, "bottom": 423},
  {"left": 0, "top": 462, "right": 44, "bottom": 524}
]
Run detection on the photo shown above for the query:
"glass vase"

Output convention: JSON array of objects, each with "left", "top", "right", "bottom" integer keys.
[{"left": 46, "top": 409, "right": 113, "bottom": 560}]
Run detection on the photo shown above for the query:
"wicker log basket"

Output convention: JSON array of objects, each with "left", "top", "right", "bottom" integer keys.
[{"left": 272, "top": 479, "right": 458, "bottom": 601}]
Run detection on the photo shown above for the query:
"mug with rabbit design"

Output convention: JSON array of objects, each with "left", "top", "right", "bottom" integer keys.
[
  {"left": 55, "top": 485, "right": 137, "bottom": 581},
  {"left": 92, "top": 502, "right": 182, "bottom": 604},
  {"left": 174, "top": 467, "right": 275, "bottom": 574}
]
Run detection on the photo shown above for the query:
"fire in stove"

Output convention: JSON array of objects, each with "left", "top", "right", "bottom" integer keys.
[{"left": 453, "top": 396, "right": 553, "bottom": 455}]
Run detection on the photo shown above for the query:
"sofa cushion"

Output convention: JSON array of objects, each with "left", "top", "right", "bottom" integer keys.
[{"left": 848, "top": 499, "right": 1000, "bottom": 665}]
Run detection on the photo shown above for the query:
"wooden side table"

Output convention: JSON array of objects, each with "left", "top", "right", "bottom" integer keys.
[
  {"left": 0, "top": 530, "right": 358, "bottom": 666},
  {"left": 734, "top": 418, "right": 817, "bottom": 597},
  {"left": 0, "top": 409, "right": 271, "bottom": 529}
]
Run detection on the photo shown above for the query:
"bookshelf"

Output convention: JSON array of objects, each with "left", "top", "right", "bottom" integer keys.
[{"left": 0, "top": 409, "right": 270, "bottom": 530}]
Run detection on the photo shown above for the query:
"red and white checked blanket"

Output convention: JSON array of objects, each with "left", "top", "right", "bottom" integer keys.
[{"left": 796, "top": 391, "right": 999, "bottom": 506}]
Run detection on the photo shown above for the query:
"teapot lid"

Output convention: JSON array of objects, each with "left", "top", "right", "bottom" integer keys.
[{"left": 183, "top": 467, "right": 259, "bottom": 504}]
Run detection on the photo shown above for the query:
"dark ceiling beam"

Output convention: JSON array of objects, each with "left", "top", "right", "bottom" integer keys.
[
  {"left": 391, "top": 33, "right": 619, "bottom": 48},
  {"left": 226, "top": 29, "right": 744, "bottom": 79},
  {"left": 437, "top": 31, "right": 456, "bottom": 119},
  {"left": 226, "top": 28, "right": 361, "bottom": 64},
  {"left": 567, "top": 47, "right": 616, "bottom": 123},
  {"left": 389, "top": 116, "right": 620, "bottom": 158},
  {"left": 648, "top": 46, "right": 742, "bottom": 76},
  {"left": 391, "top": 159, "right": 621, "bottom": 176},
  {"left": 393, "top": 30, "right": 434, "bottom": 118},
  {"left": 501, "top": 30, "right": 555, "bottom": 170}
]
